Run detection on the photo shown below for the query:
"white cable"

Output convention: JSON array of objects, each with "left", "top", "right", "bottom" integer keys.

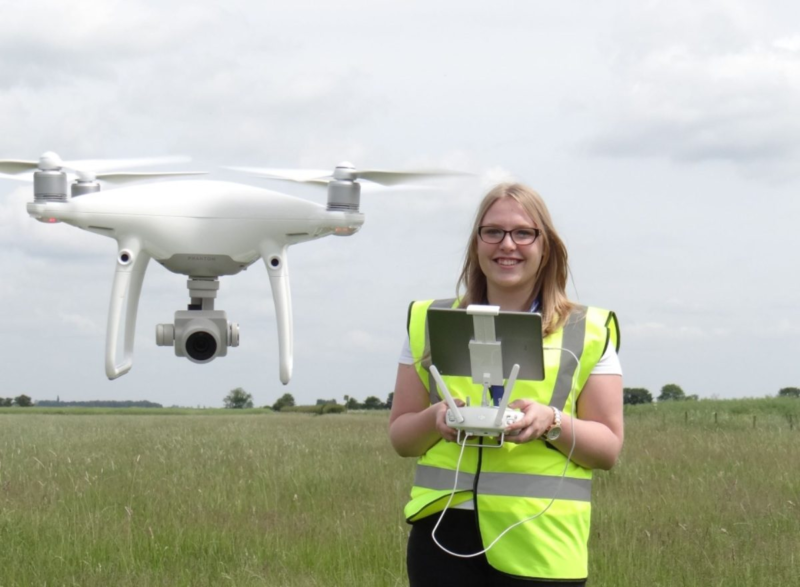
[
  {"left": 431, "top": 432, "right": 473, "bottom": 556},
  {"left": 431, "top": 345, "right": 581, "bottom": 558}
]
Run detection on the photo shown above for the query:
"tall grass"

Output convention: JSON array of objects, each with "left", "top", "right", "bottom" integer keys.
[
  {"left": 0, "top": 401, "right": 798, "bottom": 586},
  {"left": 594, "top": 401, "right": 800, "bottom": 586},
  {"left": 0, "top": 413, "right": 412, "bottom": 586}
]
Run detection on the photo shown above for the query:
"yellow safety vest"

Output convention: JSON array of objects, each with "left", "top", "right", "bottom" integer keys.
[{"left": 404, "top": 299, "right": 620, "bottom": 580}]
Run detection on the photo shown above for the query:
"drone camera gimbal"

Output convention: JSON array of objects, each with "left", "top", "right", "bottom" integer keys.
[{"left": 156, "top": 277, "right": 240, "bottom": 364}]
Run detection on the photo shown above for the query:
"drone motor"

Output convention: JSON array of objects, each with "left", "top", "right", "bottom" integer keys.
[
  {"left": 71, "top": 170, "right": 101, "bottom": 197},
  {"left": 326, "top": 162, "right": 361, "bottom": 213},
  {"left": 33, "top": 169, "right": 68, "bottom": 202}
]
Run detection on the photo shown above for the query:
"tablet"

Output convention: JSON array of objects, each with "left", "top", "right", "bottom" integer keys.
[{"left": 427, "top": 307, "right": 545, "bottom": 381}]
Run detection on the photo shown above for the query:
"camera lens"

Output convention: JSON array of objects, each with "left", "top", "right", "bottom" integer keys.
[{"left": 185, "top": 331, "right": 218, "bottom": 361}]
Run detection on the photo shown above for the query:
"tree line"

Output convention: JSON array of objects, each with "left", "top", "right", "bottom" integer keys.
[
  {"left": 0, "top": 395, "right": 32, "bottom": 407},
  {"left": 222, "top": 388, "right": 395, "bottom": 411},
  {"left": 623, "top": 385, "right": 800, "bottom": 405},
  {"left": 0, "top": 396, "right": 164, "bottom": 408},
  {"left": 36, "top": 400, "right": 163, "bottom": 408}
]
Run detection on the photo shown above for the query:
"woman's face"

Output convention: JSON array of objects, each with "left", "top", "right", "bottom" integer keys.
[{"left": 477, "top": 197, "right": 544, "bottom": 301}]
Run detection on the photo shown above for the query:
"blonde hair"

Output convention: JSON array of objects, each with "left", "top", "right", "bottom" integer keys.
[{"left": 456, "top": 183, "right": 574, "bottom": 337}]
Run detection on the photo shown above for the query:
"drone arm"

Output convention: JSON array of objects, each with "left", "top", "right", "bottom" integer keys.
[
  {"left": 105, "top": 239, "right": 150, "bottom": 380},
  {"left": 261, "top": 242, "right": 293, "bottom": 385}
]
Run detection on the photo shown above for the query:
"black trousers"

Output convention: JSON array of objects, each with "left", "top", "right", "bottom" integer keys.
[{"left": 407, "top": 509, "right": 587, "bottom": 587}]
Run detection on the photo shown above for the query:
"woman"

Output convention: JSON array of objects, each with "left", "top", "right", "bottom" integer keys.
[{"left": 389, "top": 183, "right": 623, "bottom": 586}]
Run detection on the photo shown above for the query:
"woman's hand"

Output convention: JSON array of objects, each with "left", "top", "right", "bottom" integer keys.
[
  {"left": 502, "top": 399, "right": 555, "bottom": 443},
  {"left": 390, "top": 364, "right": 470, "bottom": 456},
  {"left": 498, "top": 375, "right": 625, "bottom": 469},
  {"left": 434, "top": 399, "right": 465, "bottom": 443}
]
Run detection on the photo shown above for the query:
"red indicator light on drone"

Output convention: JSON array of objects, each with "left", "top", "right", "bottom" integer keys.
[{"left": 48, "top": 218, "right": 57, "bottom": 223}]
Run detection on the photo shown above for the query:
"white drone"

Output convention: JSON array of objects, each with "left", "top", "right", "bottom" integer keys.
[{"left": 2, "top": 152, "right": 466, "bottom": 384}]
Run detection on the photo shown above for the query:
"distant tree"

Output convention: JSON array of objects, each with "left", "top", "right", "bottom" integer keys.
[
  {"left": 363, "top": 396, "right": 385, "bottom": 410},
  {"left": 14, "top": 395, "right": 33, "bottom": 407},
  {"left": 686, "top": 394, "right": 699, "bottom": 401},
  {"left": 346, "top": 397, "right": 360, "bottom": 410},
  {"left": 623, "top": 388, "right": 652, "bottom": 405},
  {"left": 315, "top": 399, "right": 337, "bottom": 406},
  {"left": 272, "top": 393, "right": 296, "bottom": 412},
  {"left": 37, "top": 400, "right": 162, "bottom": 408},
  {"left": 2, "top": 398, "right": 12, "bottom": 407},
  {"left": 343, "top": 394, "right": 350, "bottom": 409},
  {"left": 658, "top": 384, "right": 686, "bottom": 402},
  {"left": 779, "top": 387, "right": 800, "bottom": 398},
  {"left": 223, "top": 388, "right": 253, "bottom": 409},
  {"left": 321, "top": 403, "right": 346, "bottom": 414},
  {"left": 386, "top": 392, "right": 394, "bottom": 410}
]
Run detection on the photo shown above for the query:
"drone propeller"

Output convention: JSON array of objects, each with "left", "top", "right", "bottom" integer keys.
[
  {"left": 0, "top": 160, "right": 39, "bottom": 175},
  {"left": 227, "top": 162, "right": 471, "bottom": 186},
  {"left": 64, "top": 155, "right": 192, "bottom": 174},
  {"left": 77, "top": 170, "right": 207, "bottom": 184},
  {"left": 0, "top": 151, "right": 205, "bottom": 195},
  {"left": 1, "top": 169, "right": 206, "bottom": 186},
  {"left": 0, "top": 152, "right": 193, "bottom": 175},
  {"left": 1, "top": 152, "right": 206, "bottom": 202}
]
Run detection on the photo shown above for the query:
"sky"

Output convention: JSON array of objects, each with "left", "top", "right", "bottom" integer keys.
[{"left": 1, "top": 0, "right": 798, "bottom": 408}]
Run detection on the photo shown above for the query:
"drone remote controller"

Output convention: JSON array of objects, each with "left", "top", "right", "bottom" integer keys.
[
  {"left": 445, "top": 405, "right": 523, "bottom": 437},
  {"left": 430, "top": 362, "right": 523, "bottom": 447}
]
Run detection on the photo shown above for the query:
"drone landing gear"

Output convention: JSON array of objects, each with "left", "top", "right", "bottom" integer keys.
[
  {"left": 260, "top": 242, "right": 293, "bottom": 385},
  {"left": 105, "top": 239, "right": 151, "bottom": 380}
]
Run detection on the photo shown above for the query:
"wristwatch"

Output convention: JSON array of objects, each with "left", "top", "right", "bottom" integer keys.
[{"left": 542, "top": 407, "right": 562, "bottom": 441}]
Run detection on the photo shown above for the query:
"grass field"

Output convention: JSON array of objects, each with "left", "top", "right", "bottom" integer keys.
[{"left": 0, "top": 400, "right": 798, "bottom": 586}]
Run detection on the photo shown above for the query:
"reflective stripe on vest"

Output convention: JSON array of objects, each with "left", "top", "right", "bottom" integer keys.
[
  {"left": 414, "top": 464, "right": 592, "bottom": 502},
  {"left": 549, "top": 307, "right": 587, "bottom": 411},
  {"left": 422, "top": 298, "right": 458, "bottom": 404}
]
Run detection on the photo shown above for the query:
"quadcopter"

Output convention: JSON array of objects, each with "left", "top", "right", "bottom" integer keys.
[{"left": 1, "top": 152, "right": 466, "bottom": 384}]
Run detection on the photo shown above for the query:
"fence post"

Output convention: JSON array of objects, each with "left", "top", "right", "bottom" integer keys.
[
  {"left": 714, "top": 412, "right": 718, "bottom": 425},
  {"left": 685, "top": 411, "right": 688, "bottom": 423},
  {"left": 752, "top": 415, "right": 757, "bottom": 429}
]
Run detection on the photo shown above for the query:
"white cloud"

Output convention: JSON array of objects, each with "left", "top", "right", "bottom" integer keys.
[
  {"left": 59, "top": 312, "right": 103, "bottom": 336},
  {"left": 625, "top": 321, "right": 731, "bottom": 342},
  {"left": 580, "top": 3, "right": 800, "bottom": 177},
  {"left": 342, "top": 329, "right": 391, "bottom": 352},
  {"left": 479, "top": 166, "right": 518, "bottom": 190},
  {"left": 773, "top": 35, "right": 800, "bottom": 52}
]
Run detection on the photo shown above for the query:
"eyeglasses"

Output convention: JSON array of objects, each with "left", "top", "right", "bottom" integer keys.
[{"left": 478, "top": 226, "right": 541, "bottom": 245}]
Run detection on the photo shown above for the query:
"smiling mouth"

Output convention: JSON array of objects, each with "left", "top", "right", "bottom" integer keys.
[{"left": 495, "top": 259, "right": 521, "bottom": 266}]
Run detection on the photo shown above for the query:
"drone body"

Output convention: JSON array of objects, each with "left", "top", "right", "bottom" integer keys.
[
  {"left": 30, "top": 180, "right": 361, "bottom": 265},
  {"left": 27, "top": 180, "right": 363, "bottom": 383},
  {"left": 4, "top": 152, "right": 463, "bottom": 384}
]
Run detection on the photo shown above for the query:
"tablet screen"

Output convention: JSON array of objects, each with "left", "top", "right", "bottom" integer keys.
[{"left": 427, "top": 307, "right": 545, "bottom": 381}]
